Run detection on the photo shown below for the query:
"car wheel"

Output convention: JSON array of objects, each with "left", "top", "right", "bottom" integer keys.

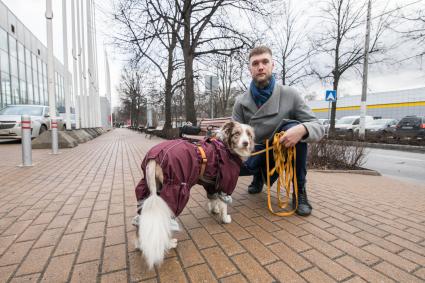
[{"left": 39, "top": 125, "right": 48, "bottom": 135}]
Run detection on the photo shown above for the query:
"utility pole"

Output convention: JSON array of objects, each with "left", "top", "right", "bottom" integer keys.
[
  {"left": 80, "top": 0, "right": 88, "bottom": 128},
  {"left": 46, "top": 0, "right": 58, "bottom": 154},
  {"left": 86, "top": 0, "right": 95, "bottom": 128},
  {"left": 359, "top": 0, "right": 372, "bottom": 140},
  {"left": 62, "top": 0, "right": 71, "bottom": 130},
  {"left": 104, "top": 49, "right": 112, "bottom": 127},
  {"left": 71, "top": 0, "right": 80, "bottom": 129}
]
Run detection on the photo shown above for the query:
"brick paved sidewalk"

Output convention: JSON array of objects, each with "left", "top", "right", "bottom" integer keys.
[{"left": 0, "top": 128, "right": 424, "bottom": 283}]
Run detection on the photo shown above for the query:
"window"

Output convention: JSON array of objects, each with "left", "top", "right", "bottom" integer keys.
[
  {"left": 32, "top": 53, "right": 39, "bottom": 104},
  {"left": 37, "top": 58, "right": 43, "bottom": 105},
  {"left": 0, "top": 49, "right": 9, "bottom": 74},
  {"left": 1, "top": 72, "right": 11, "bottom": 105},
  {"left": 0, "top": 28, "right": 7, "bottom": 51},
  {"left": 8, "top": 35, "right": 17, "bottom": 58},
  {"left": 18, "top": 61, "right": 25, "bottom": 81},
  {"left": 42, "top": 63, "right": 47, "bottom": 105},
  {"left": 11, "top": 75, "right": 19, "bottom": 104},
  {"left": 17, "top": 43, "right": 24, "bottom": 62},
  {"left": 20, "top": 79, "right": 26, "bottom": 103}
]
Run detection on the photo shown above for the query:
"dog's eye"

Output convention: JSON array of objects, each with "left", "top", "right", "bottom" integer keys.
[{"left": 232, "top": 132, "right": 240, "bottom": 137}]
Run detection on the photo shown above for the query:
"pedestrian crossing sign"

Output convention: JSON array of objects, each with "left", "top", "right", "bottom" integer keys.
[{"left": 325, "top": 90, "right": 337, "bottom": 101}]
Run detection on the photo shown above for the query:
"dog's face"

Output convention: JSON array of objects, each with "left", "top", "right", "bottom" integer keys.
[{"left": 219, "top": 121, "right": 255, "bottom": 159}]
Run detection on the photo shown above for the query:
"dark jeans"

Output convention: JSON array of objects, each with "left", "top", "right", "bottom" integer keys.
[{"left": 240, "top": 121, "right": 307, "bottom": 188}]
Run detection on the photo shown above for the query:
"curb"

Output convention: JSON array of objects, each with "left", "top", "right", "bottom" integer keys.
[
  {"left": 311, "top": 169, "right": 381, "bottom": 176},
  {"left": 329, "top": 139, "right": 425, "bottom": 153}
]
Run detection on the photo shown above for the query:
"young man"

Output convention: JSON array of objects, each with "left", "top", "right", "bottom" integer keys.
[{"left": 232, "top": 46, "right": 324, "bottom": 216}]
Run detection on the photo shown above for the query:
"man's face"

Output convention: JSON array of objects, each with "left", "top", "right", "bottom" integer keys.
[{"left": 249, "top": 52, "right": 274, "bottom": 86}]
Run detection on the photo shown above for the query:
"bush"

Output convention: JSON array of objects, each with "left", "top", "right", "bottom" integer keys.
[{"left": 308, "top": 139, "right": 366, "bottom": 170}]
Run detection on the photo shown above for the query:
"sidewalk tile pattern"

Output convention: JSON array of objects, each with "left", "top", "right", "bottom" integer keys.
[{"left": 0, "top": 129, "right": 424, "bottom": 282}]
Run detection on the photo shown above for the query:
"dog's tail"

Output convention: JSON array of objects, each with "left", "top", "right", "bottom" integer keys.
[{"left": 138, "top": 160, "right": 172, "bottom": 269}]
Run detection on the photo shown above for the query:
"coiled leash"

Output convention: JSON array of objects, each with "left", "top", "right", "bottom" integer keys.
[{"left": 250, "top": 131, "right": 298, "bottom": 216}]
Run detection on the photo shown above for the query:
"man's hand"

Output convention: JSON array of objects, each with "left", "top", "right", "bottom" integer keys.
[{"left": 279, "top": 124, "right": 307, "bottom": 147}]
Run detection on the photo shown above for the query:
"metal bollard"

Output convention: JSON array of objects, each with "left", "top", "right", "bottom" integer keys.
[
  {"left": 51, "top": 117, "right": 59, "bottom": 154},
  {"left": 20, "top": 114, "right": 32, "bottom": 167}
]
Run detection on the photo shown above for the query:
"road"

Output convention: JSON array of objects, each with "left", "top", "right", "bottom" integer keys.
[{"left": 363, "top": 148, "right": 425, "bottom": 185}]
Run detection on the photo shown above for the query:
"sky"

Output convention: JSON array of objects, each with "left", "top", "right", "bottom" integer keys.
[{"left": 2, "top": 0, "right": 425, "bottom": 106}]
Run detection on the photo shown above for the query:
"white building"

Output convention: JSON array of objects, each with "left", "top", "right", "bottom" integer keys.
[
  {"left": 307, "top": 87, "right": 425, "bottom": 120},
  {"left": 0, "top": 0, "right": 70, "bottom": 110}
]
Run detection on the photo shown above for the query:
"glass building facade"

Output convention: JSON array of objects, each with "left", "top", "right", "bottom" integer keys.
[{"left": 0, "top": 1, "right": 69, "bottom": 110}]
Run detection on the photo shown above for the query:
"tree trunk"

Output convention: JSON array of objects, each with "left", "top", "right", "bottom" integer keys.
[
  {"left": 182, "top": 0, "right": 197, "bottom": 125},
  {"left": 164, "top": 32, "right": 178, "bottom": 130}
]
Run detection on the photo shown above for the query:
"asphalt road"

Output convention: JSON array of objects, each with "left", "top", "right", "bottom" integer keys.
[{"left": 363, "top": 148, "right": 425, "bottom": 185}]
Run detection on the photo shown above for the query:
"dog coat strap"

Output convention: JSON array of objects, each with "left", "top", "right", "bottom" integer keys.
[{"left": 197, "top": 145, "right": 207, "bottom": 177}]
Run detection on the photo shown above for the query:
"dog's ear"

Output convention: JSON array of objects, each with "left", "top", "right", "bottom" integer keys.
[
  {"left": 221, "top": 121, "right": 235, "bottom": 137},
  {"left": 220, "top": 121, "right": 235, "bottom": 146}
]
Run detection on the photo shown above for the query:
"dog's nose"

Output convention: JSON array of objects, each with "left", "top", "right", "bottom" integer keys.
[{"left": 242, "top": 141, "right": 249, "bottom": 147}]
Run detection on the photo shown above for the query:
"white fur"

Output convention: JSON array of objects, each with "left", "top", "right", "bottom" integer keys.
[
  {"left": 138, "top": 160, "right": 175, "bottom": 270},
  {"left": 207, "top": 198, "right": 232, "bottom": 224}
]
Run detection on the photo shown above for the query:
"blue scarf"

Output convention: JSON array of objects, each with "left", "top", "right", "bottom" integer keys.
[{"left": 250, "top": 74, "right": 276, "bottom": 108}]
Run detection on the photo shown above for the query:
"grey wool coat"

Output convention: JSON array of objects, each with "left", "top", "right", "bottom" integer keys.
[{"left": 232, "top": 83, "right": 324, "bottom": 144}]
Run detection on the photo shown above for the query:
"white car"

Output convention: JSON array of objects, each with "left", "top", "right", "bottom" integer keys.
[
  {"left": 334, "top": 115, "right": 374, "bottom": 138},
  {"left": 0, "top": 104, "right": 62, "bottom": 139}
]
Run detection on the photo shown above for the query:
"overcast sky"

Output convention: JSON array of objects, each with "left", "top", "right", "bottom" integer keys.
[{"left": 2, "top": 0, "right": 424, "bottom": 106}]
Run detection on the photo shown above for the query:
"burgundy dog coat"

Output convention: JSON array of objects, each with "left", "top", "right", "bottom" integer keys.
[{"left": 135, "top": 138, "right": 242, "bottom": 216}]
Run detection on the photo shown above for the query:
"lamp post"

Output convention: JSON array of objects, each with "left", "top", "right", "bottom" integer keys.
[{"left": 359, "top": 0, "right": 372, "bottom": 140}]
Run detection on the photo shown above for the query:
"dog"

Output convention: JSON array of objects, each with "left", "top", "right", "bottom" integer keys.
[{"left": 135, "top": 121, "right": 254, "bottom": 269}]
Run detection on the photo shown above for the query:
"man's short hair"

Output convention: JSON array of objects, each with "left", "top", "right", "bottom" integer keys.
[{"left": 249, "top": 46, "right": 272, "bottom": 60}]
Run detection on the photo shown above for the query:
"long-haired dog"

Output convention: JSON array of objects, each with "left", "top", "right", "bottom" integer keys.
[{"left": 135, "top": 121, "right": 254, "bottom": 269}]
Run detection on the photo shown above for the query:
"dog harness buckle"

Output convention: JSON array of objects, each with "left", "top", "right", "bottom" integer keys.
[{"left": 197, "top": 145, "right": 207, "bottom": 177}]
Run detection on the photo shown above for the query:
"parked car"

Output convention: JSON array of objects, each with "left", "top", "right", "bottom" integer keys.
[
  {"left": 353, "top": 118, "right": 398, "bottom": 140},
  {"left": 334, "top": 115, "right": 374, "bottom": 138},
  {"left": 59, "top": 113, "right": 77, "bottom": 129},
  {"left": 0, "top": 104, "right": 63, "bottom": 139},
  {"left": 395, "top": 115, "right": 425, "bottom": 140}
]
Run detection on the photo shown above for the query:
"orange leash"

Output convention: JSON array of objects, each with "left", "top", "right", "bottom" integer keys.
[{"left": 250, "top": 132, "right": 298, "bottom": 216}]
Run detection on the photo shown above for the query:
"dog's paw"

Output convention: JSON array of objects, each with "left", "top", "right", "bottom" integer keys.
[
  {"left": 208, "top": 202, "right": 219, "bottom": 214},
  {"left": 222, "top": 215, "right": 232, "bottom": 224},
  {"left": 169, "top": 238, "right": 178, "bottom": 249}
]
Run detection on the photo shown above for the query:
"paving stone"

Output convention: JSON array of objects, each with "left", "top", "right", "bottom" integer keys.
[
  {"left": 1, "top": 129, "right": 425, "bottom": 283},
  {"left": 16, "top": 246, "right": 54, "bottom": 276},
  {"left": 41, "top": 254, "right": 75, "bottom": 282},
  {"left": 266, "top": 261, "right": 306, "bottom": 283},
  {"left": 232, "top": 253, "right": 274, "bottom": 283}
]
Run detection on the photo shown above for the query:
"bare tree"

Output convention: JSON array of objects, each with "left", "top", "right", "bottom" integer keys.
[
  {"left": 176, "top": 0, "right": 267, "bottom": 125},
  {"left": 118, "top": 67, "right": 147, "bottom": 127},
  {"left": 265, "top": 0, "right": 315, "bottom": 86},
  {"left": 312, "top": 0, "right": 392, "bottom": 134},
  {"left": 112, "top": 0, "right": 183, "bottom": 130},
  {"left": 398, "top": 3, "right": 425, "bottom": 60},
  {"left": 210, "top": 52, "right": 246, "bottom": 116}
]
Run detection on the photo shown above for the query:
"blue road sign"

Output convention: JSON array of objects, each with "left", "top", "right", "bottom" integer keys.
[{"left": 325, "top": 90, "right": 337, "bottom": 101}]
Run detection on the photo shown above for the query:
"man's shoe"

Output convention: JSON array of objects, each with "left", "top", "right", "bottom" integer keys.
[
  {"left": 248, "top": 173, "right": 264, "bottom": 194},
  {"left": 293, "top": 186, "right": 312, "bottom": 216}
]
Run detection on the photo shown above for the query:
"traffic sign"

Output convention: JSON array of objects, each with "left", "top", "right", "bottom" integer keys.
[{"left": 325, "top": 90, "right": 337, "bottom": 101}]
